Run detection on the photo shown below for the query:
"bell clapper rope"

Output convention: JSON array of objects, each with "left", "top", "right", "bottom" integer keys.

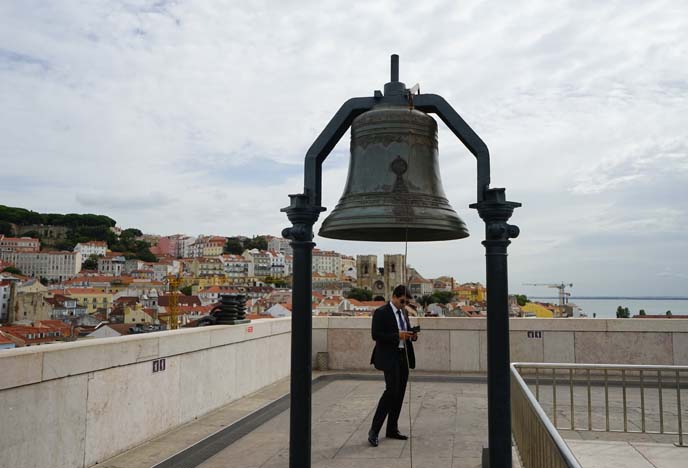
[
  {"left": 402, "top": 127, "right": 414, "bottom": 468},
  {"left": 403, "top": 232, "right": 414, "bottom": 468}
]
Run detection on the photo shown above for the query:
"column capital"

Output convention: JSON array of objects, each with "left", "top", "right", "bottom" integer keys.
[
  {"left": 470, "top": 188, "right": 521, "bottom": 242},
  {"left": 281, "top": 194, "right": 325, "bottom": 242}
]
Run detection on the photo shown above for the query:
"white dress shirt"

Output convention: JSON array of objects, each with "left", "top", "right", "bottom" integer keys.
[{"left": 390, "top": 301, "right": 407, "bottom": 349}]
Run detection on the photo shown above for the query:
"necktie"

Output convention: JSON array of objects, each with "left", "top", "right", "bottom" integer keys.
[{"left": 396, "top": 309, "right": 406, "bottom": 331}]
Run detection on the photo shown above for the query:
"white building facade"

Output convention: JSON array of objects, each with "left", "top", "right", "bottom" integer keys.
[
  {"left": 269, "top": 251, "right": 286, "bottom": 277},
  {"left": 0, "top": 280, "right": 12, "bottom": 322},
  {"left": 340, "top": 255, "right": 356, "bottom": 280},
  {"left": 243, "top": 249, "right": 271, "bottom": 277},
  {"left": 98, "top": 255, "right": 125, "bottom": 276},
  {"left": 0, "top": 251, "right": 82, "bottom": 282},
  {"left": 74, "top": 241, "right": 107, "bottom": 259},
  {"left": 312, "top": 249, "right": 342, "bottom": 276},
  {"left": 267, "top": 236, "right": 293, "bottom": 256},
  {"left": 221, "top": 254, "right": 254, "bottom": 278},
  {"left": 178, "top": 236, "right": 196, "bottom": 258}
]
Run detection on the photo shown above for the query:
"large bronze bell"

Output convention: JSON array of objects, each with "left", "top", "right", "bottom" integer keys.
[{"left": 318, "top": 104, "right": 469, "bottom": 241}]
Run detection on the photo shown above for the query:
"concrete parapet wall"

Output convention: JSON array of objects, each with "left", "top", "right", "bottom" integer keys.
[
  {"left": 3, "top": 316, "right": 686, "bottom": 468},
  {"left": 0, "top": 318, "right": 291, "bottom": 468},
  {"left": 313, "top": 317, "right": 688, "bottom": 371}
]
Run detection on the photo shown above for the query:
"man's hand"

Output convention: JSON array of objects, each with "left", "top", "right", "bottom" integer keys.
[{"left": 399, "top": 331, "right": 415, "bottom": 340}]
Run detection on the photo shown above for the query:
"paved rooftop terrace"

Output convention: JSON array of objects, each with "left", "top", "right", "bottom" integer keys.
[{"left": 98, "top": 373, "right": 684, "bottom": 468}]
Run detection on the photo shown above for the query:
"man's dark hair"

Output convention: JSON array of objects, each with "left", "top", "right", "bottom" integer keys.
[{"left": 392, "top": 285, "right": 411, "bottom": 299}]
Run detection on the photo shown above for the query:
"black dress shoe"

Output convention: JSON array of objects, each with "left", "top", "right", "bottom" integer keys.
[
  {"left": 367, "top": 430, "right": 379, "bottom": 447},
  {"left": 385, "top": 431, "right": 408, "bottom": 440}
]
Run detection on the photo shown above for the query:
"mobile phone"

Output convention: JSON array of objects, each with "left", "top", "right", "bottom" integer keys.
[{"left": 410, "top": 325, "right": 421, "bottom": 333}]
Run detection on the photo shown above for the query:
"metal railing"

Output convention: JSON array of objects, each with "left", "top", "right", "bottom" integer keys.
[
  {"left": 511, "top": 364, "right": 582, "bottom": 468},
  {"left": 513, "top": 363, "right": 688, "bottom": 447}
]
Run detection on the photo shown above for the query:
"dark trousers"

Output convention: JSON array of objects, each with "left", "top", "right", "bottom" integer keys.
[{"left": 370, "top": 349, "right": 409, "bottom": 435}]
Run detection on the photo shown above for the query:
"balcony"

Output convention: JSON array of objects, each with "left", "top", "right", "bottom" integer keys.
[{"left": 1, "top": 317, "right": 686, "bottom": 467}]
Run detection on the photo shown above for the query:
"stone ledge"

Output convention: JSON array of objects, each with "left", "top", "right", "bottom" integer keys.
[
  {"left": 0, "top": 351, "right": 43, "bottom": 390},
  {"left": 0, "top": 318, "right": 290, "bottom": 390}
]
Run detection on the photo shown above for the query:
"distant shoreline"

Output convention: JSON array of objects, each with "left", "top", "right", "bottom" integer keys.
[{"left": 530, "top": 296, "right": 688, "bottom": 301}]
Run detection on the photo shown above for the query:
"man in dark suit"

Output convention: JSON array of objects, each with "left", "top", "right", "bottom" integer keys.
[{"left": 368, "top": 285, "right": 418, "bottom": 447}]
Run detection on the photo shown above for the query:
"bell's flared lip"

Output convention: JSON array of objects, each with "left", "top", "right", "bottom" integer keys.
[{"left": 318, "top": 225, "right": 469, "bottom": 242}]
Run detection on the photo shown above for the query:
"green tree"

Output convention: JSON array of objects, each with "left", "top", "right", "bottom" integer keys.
[
  {"left": 1, "top": 266, "right": 22, "bottom": 275},
  {"left": 666, "top": 310, "right": 673, "bottom": 317},
  {"left": 179, "top": 285, "right": 193, "bottom": 296},
  {"left": 431, "top": 291, "right": 455, "bottom": 304},
  {"left": 639, "top": 309, "right": 646, "bottom": 316},
  {"left": 0, "top": 205, "right": 42, "bottom": 224},
  {"left": 418, "top": 295, "right": 436, "bottom": 308},
  {"left": 109, "top": 233, "right": 156, "bottom": 262},
  {"left": 0, "top": 221, "right": 13, "bottom": 235},
  {"left": 244, "top": 236, "right": 267, "bottom": 251},
  {"left": 133, "top": 244, "right": 157, "bottom": 262},
  {"left": 0, "top": 205, "right": 115, "bottom": 227},
  {"left": 264, "top": 276, "right": 288, "bottom": 288},
  {"left": 346, "top": 287, "right": 373, "bottom": 301},
  {"left": 121, "top": 228, "right": 143, "bottom": 238},
  {"left": 515, "top": 294, "right": 528, "bottom": 307},
  {"left": 224, "top": 237, "right": 244, "bottom": 255},
  {"left": 83, "top": 254, "right": 99, "bottom": 270},
  {"left": 616, "top": 305, "right": 630, "bottom": 318},
  {"left": 20, "top": 230, "right": 40, "bottom": 239}
]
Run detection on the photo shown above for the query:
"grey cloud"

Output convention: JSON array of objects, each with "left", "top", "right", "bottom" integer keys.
[
  {"left": 1, "top": 0, "right": 687, "bottom": 295},
  {"left": 76, "top": 192, "right": 175, "bottom": 210},
  {"left": 0, "top": 48, "right": 51, "bottom": 72},
  {"left": 571, "top": 138, "right": 688, "bottom": 195},
  {"left": 657, "top": 269, "right": 688, "bottom": 280}
]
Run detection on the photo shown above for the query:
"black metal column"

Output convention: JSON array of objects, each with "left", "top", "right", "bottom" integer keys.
[
  {"left": 282, "top": 194, "right": 324, "bottom": 468},
  {"left": 288, "top": 238, "right": 314, "bottom": 468},
  {"left": 471, "top": 188, "right": 520, "bottom": 468}
]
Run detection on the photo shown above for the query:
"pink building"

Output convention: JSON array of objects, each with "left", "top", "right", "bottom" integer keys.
[{"left": 0, "top": 235, "right": 40, "bottom": 253}]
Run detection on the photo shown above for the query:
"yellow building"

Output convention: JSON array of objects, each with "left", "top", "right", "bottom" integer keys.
[
  {"left": 124, "top": 304, "right": 156, "bottom": 324},
  {"left": 192, "top": 275, "right": 229, "bottom": 289},
  {"left": 58, "top": 288, "right": 113, "bottom": 314},
  {"left": 128, "top": 279, "right": 165, "bottom": 293},
  {"left": 184, "top": 257, "right": 226, "bottom": 278},
  {"left": 454, "top": 283, "right": 486, "bottom": 302},
  {"left": 520, "top": 302, "right": 554, "bottom": 318}
]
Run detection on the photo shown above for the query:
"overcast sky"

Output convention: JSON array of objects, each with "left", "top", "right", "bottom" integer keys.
[{"left": 1, "top": 1, "right": 686, "bottom": 296}]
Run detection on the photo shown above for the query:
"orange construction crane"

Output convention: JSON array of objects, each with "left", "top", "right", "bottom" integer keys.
[{"left": 166, "top": 275, "right": 181, "bottom": 330}]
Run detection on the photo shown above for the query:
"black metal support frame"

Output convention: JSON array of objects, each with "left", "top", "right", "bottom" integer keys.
[{"left": 282, "top": 55, "right": 520, "bottom": 468}]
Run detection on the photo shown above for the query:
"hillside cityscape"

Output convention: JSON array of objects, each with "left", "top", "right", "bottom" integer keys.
[
  {"left": 2, "top": 201, "right": 684, "bottom": 349},
  {"left": 0, "top": 204, "right": 589, "bottom": 347}
]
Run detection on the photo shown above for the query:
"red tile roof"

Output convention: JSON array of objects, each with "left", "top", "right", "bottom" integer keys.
[
  {"left": 158, "top": 294, "right": 201, "bottom": 307},
  {"left": 0, "top": 325, "right": 62, "bottom": 345},
  {"left": 115, "top": 296, "right": 139, "bottom": 305},
  {"left": 361, "top": 301, "right": 386, "bottom": 308},
  {"left": 80, "top": 241, "right": 107, "bottom": 247},
  {"left": 246, "top": 313, "right": 274, "bottom": 320}
]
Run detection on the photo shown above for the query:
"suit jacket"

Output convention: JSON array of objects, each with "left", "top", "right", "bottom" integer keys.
[{"left": 370, "top": 303, "right": 416, "bottom": 371}]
